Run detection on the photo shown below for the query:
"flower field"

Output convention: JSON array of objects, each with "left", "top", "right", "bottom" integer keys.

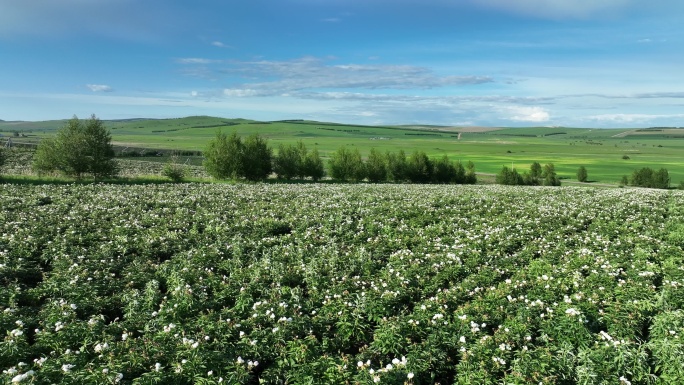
[{"left": 1, "top": 184, "right": 684, "bottom": 384}]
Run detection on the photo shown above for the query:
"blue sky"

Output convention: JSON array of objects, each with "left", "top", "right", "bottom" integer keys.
[{"left": 1, "top": 0, "right": 683, "bottom": 127}]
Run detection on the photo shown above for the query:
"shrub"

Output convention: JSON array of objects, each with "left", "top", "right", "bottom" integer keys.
[
  {"left": 241, "top": 133, "right": 272, "bottom": 181},
  {"left": 496, "top": 166, "right": 523, "bottom": 185},
  {"left": 577, "top": 166, "right": 588, "bottom": 182},
  {"left": 302, "top": 149, "right": 325, "bottom": 181},
  {"left": 465, "top": 161, "right": 477, "bottom": 184},
  {"left": 274, "top": 143, "right": 304, "bottom": 180},
  {"left": 329, "top": 147, "right": 365, "bottom": 182},
  {"left": 203, "top": 131, "right": 243, "bottom": 180},
  {"left": 162, "top": 154, "right": 187, "bottom": 182},
  {"left": 542, "top": 163, "right": 561, "bottom": 186},
  {"left": 365, "top": 148, "right": 387, "bottom": 183},
  {"left": 406, "top": 151, "right": 432, "bottom": 183},
  {"left": 32, "top": 115, "right": 117, "bottom": 179},
  {"left": 386, "top": 150, "right": 408, "bottom": 182}
]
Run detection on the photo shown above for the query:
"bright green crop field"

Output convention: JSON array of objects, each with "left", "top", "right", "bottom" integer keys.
[
  {"left": 1, "top": 184, "right": 684, "bottom": 384},
  {"left": 2, "top": 116, "right": 684, "bottom": 184}
]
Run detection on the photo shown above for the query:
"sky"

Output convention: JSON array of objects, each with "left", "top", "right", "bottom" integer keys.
[{"left": 1, "top": 0, "right": 683, "bottom": 127}]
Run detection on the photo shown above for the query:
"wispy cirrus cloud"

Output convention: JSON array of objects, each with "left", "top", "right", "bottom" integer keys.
[
  {"left": 469, "top": 0, "right": 633, "bottom": 18},
  {"left": 86, "top": 84, "right": 113, "bottom": 92},
  {"left": 194, "top": 56, "right": 494, "bottom": 96}
]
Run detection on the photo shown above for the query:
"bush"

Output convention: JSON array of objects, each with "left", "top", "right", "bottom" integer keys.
[
  {"left": 241, "top": 133, "right": 272, "bottom": 181},
  {"left": 203, "top": 131, "right": 243, "bottom": 180},
  {"left": 386, "top": 150, "right": 408, "bottom": 182},
  {"left": 577, "top": 166, "right": 588, "bottom": 182},
  {"left": 302, "top": 149, "right": 325, "bottom": 181},
  {"left": 631, "top": 167, "right": 669, "bottom": 189},
  {"left": 274, "top": 143, "right": 304, "bottom": 180},
  {"left": 465, "top": 161, "right": 477, "bottom": 184},
  {"left": 365, "top": 148, "right": 387, "bottom": 183},
  {"left": 496, "top": 166, "right": 523, "bottom": 185},
  {"left": 406, "top": 151, "right": 432, "bottom": 183},
  {"left": 542, "top": 163, "right": 561, "bottom": 186},
  {"left": 32, "top": 115, "right": 117, "bottom": 179},
  {"left": 162, "top": 154, "right": 187, "bottom": 182},
  {"left": 329, "top": 147, "right": 365, "bottom": 182}
]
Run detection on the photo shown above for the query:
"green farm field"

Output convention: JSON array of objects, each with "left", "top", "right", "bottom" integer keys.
[
  {"left": 1, "top": 183, "right": 684, "bottom": 384},
  {"left": 2, "top": 116, "right": 684, "bottom": 184}
]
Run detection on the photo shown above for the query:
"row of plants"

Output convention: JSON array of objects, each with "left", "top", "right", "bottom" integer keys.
[{"left": 2, "top": 184, "right": 683, "bottom": 384}]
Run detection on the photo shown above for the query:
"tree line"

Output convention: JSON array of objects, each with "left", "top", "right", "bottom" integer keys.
[
  {"left": 496, "top": 162, "right": 561, "bottom": 186},
  {"left": 202, "top": 131, "right": 477, "bottom": 184},
  {"left": 9, "top": 116, "right": 675, "bottom": 190}
]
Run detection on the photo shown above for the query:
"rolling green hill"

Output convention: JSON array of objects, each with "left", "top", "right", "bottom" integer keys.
[{"left": 2, "top": 116, "right": 684, "bottom": 185}]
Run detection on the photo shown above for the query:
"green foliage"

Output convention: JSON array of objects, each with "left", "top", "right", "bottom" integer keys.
[
  {"left": 0, "top": 147, "right": 5, "bottom": 175},
  {"left": 274, "top": 143, "right": 304, "bottom": 180},
  {"left": 328, "top": 147, "right": 366, "bottom": 182},
  {"left": 406, "top": 151, "right": 433, "bottom": 183},
  {"left": 386, "top": 150, "right": 408, "bottom": 182},
  {"left": 162, "top": 154, "right": 187, "bottom": 182},
  {"left": 630, "top": 167, "right": 670, "bottom": 189},
  {"left": 527, "top": 162, "right": 543, "bottom": 185},
  {"left": 577, "top": 166, "right": 588, "bottom": 182},
  {"left": 465, "top": 160, "right": 477, "bottom": 184},
  {"left": 496, "top": 166, "right": 524, "bottom": 185},
  {"left": 32, "top": 115, "right": 117, "bottom": 179},
  {"left": 542, "top": 163, "right": 561, "bottom": 186},
  {"left": 1, "top": 184, "right": 683, "bottom": 384},
  {"left": 274, "top": 141, "right": 325, "bottom": 181},
  {"left": 203, "top": 131, "right": 243, "bottom": 180},
  {"left": 365, "top": 148, "right": 387, "bottom": 183},
  {"left": 241, "top": 133, "right": 272, "bottom": 181},
  {"left": 302, "top": 148, "right": 325, "bottom": 181}
]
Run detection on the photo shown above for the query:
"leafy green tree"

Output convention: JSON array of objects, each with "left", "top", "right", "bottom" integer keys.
[
  {"left": 653, "top": 168, "right": 670, "bottom": 189},
  {"left": 386, "top": 150, "right": 408, "bottom": 182},
  {"left": 496, "top": 166, "right": 523, "bottom": 185},
  {"left": 274, "top": 143, "right": 302, "bottom": 180},
  {"left": 365, "top": 148, "right": 387, "bottom": 183},
  {"left": 302, "top": 148, "right": 325, "bottom": 181},
  {"left": 32, "top": 115, "right": 117, "bottom": 179},
  {"left": 329, "top": 147, "right": 365, "bottom": 182},
  {"left": 406, "top": 151, "right": 433, "bottom": 183},
  {"left": 203, "top": 131, "right": 243, "bottom": 179},
  {"left": 620, "top": 175, "right": 629, "bottom": 186},
  {"left": 432, "top": 155, "right": 456, "bottom": 184},
  {"left": 577, "top": 166, "right": 588, "bottom": 182},
  {"left": 241, "top": 133, "right": 272, "bottom": 181},
  {"left": 523, "top": 162, "right": 543, "bottom": 185},
  {"left": 542, "top": 163, "right": 561, "bottom": 186},
  {"left": 630, "top": 167, "right": 654, "bottom": 188},
  {"left": 465, "top": 161, "right": 477, "bottom": 184}
]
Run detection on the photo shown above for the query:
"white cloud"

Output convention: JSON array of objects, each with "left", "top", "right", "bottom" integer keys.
[
  {"left": 177, "top": 58, "right": 223, "bottom": 64},
  {"left": 211, "top": 41, "right": 231, "bottom": 48},
  {"left": 86, "top": 84, "right": 113, "bottom": 92},
  {"left": 470, "top": 0, "right": 632, "bottom": 18},
  {"left": 505, "top": 106, "right": 550, "bottom": 122},
  {"left": 0, "top": 0, "right": 172, "bottom": 40},
  {"left": 183, "top": 56, "right": 492, "bottom": 95},
  {"left": 586, "top": 113, "right": 684, "bottom": 123}
]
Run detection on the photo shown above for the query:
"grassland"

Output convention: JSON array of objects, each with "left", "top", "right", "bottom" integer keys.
[{"left": 2, "top": 116, "right": 684, "bottom": 184}]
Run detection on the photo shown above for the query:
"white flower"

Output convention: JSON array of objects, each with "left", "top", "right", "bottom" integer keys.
[
  {"left": 61, "top": 364, "right": 75, "bottom": 372},
  {"left": 70, "top": 304, "right": 77, "bottom": 310},
  {"left": 154, "top": 363, "right": 162, "bottom": 372},
  {"left": 237, "top": 356, "right": 244, "bottom": 364},
  {"left": 407, "top": 372, "right": 414, "bottom": 379}
]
